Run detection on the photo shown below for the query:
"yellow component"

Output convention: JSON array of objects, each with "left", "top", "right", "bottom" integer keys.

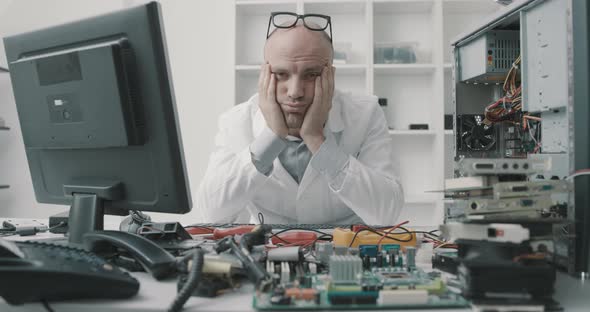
[{"left": 332, "top": 227, "right": 417, "bottom": 250}]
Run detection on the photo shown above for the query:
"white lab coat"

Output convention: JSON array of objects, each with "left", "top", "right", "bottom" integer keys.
[{"left": 196, "top": 90, "right": 404, "bottom": 224}]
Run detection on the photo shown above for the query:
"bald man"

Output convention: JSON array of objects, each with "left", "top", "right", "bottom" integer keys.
[{"left": 197, "top": 17, "right": 404, "bottom": 225}]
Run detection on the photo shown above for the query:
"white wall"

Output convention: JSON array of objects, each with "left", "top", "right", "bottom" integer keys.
[{"left": 0, "top": 0, "right": 234, "bottom": 222}]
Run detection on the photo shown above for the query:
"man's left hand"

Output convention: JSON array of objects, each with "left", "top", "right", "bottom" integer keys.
[{"left": 301, "top": 65, "right": 335, "bottom": 153}]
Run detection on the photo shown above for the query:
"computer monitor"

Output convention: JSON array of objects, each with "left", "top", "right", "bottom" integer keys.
[{"left": 3, "top": 1, "right": 191, "bottom": 245}]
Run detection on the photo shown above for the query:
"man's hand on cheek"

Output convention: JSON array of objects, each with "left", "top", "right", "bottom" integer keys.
[
  {"left": 258, "top": 63, "right": 288, "bottom": 138},
  {"left": 301, "top": 65, "right": 335, "bottom": 153}
]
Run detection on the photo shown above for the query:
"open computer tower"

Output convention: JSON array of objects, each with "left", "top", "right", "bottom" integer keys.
[{"left": 446, "top": 0, "right": 590, "bottom": 288}]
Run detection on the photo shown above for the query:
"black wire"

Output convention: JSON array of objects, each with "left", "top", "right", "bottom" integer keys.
[
  {"left": 41, "top": 300, "right": 55, "bottom": 312},
  {"left": 272, "top": 228, "right": 331, "bottom": 237},
  {"left": 168, "top": 248, "right": 204, "bottom": 312},
  {"left": 47, "top": 221, "right": 66, "bottom": 231},
  {"left": 258, "top": 212, "right": 265, "bottom": 225},
  {"left": 270, "top": 228, "right": 333, "bottom": 246},
  {"left": 397, "top": 227, "right": 441, "bottom": 238}
]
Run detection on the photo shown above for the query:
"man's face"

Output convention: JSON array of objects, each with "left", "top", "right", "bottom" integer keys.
[{"left": 264, "top": 26, "right": 332, "bottom": 131}]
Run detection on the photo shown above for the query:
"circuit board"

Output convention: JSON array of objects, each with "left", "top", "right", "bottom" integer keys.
[{"left": 253, "top": 266, "right": 468, "bottom": 310}]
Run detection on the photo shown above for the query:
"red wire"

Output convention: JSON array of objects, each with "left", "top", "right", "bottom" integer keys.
[{"left": 376, "top": 220, "right": 410, "bottom": 247}]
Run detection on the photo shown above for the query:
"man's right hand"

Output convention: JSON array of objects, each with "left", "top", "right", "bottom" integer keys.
[{"left": 258, "top": 63, "right": 288, "bottom": 138}]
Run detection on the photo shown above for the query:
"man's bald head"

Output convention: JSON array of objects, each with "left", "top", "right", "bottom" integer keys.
[{"left": 264, "top": 24, "right": 333, "bottom": 63}]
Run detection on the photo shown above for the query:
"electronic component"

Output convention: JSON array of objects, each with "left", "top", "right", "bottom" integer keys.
[
  {"left": 1, "top": 219, "right": 48, "bottom": 236},
  {"left": 441, "top": 223, "right": 529, "bottom": 243},
  {"left": 285, "top": 288, "right": 318, "bottom": 301},
  {"left": 464, "top": 197, "right": 553, "bottom": 215},
  {"left": 359, "top": 245, "right": 379, "bottom": 257},
  {"left": 406, "top": 247, "right": 416, "bottom": 270},
  {"left": 492, "top": 180, "right": 571, "bottom": 199},
  {"left": 316, "top": 241, "right": 334, "bottom": 264},
  {"left": 457, "top": 115, "right": 497, "bottom": 154},
  {"left": 48, "top": 211, "right": 69, "bottom": 234},
  {"left": 456, "top": 157, "right": 551, "bottom": 176},
  {"left": 377, "top": 289, "right": 428, "bottom": 305},
  {"left": 267, "top": 246, "right": 302, "bottom": 262},
  {"left": 444, "top": 176, "right": 490, "bottom": 191},
  {"left": 137, "top": 222, "right": 192, "bottom": 241},
  {"left": 329, "top": 255, "right": 362, "bottom": 284},
  {"left": 332, "top": 228, "right": 416, "bottom": 249},
  {"left": 458, "top": 30, "right": 520, "bottom": 83},
  {"left": 432, "top": 249, "right": 459, "bottom": 274}
]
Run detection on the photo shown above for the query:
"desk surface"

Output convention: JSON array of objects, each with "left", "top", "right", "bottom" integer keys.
[
  {"left": 1, "top": 218, "right": 589, "bottom": 312},
  {"left": 2, "top": 272, "right": 589, "bottom": 312}
]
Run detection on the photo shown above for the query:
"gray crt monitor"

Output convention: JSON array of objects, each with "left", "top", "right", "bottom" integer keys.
[{"left": 3, "top": 2, "right": 191, "bottom": 244}]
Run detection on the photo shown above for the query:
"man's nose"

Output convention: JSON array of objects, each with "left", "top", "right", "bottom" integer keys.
[{"left": 287, "top": 78, "right": 304, "bottom": 100}]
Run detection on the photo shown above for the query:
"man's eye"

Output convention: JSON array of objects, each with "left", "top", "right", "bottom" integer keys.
[
  {"left": 305, "top": 72, "right": 320, "bottom": 79},
  {"left": 274, "top": 72, "right": 288, "bottom": 79}
]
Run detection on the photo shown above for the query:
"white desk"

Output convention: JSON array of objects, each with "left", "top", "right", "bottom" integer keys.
[
  {"left": 2, "top": 272, "right": 589, "bottom": 312},
  {"left": 1, "top": 218, "right": 589, "bottom": 312}
]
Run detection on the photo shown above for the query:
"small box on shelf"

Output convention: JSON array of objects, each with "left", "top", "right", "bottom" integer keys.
[
  {"left": 374, "top": 42, "right": 418, "bottom": 64},
  {"left": 409, "top": 123, "right": 429, "bottom": 130},
  {"left": 333, "top": 42, "right": 352, "bottom": 64}
]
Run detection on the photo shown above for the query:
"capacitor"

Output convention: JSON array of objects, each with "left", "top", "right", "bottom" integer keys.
[{"left": 406, "top": 247, "right": 416, "bottom": 271}]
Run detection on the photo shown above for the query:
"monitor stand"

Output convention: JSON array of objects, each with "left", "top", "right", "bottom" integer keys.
[{"left": 63, "top": 179, "right": 123, "bottom": 246}]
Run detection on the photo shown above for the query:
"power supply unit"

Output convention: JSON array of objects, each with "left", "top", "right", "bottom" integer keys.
[{"left": 458, "top": 30, "right": 520, "bottom": 83}]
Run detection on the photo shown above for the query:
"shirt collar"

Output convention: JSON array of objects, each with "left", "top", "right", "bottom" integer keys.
[{"left": 252, "top": 89, "right": 345, "bottom": 139}]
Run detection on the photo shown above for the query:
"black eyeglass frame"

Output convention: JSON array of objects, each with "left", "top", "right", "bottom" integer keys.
[{"left": 266, "top": 12, "right": 333, "bottom": 43}]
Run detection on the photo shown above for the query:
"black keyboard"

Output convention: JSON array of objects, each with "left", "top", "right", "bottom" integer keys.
[{"left": 0, "top": 240, "right": 139, "bottom": 305}]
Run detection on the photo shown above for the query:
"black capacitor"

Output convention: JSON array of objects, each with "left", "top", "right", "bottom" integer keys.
[
  {"left": 363, "top": 255, "right": 371, "bottom": 270},
  {"left": 376, "top": 254, "right": 383, "bottom": 268}
]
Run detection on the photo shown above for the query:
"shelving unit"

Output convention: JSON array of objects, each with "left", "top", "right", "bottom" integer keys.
[{"left": 234, "top": 0, "right": 502, "bottom": 226}]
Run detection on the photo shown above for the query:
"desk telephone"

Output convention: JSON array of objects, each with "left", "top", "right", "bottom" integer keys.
[{"left": 0, "top": 230, "right": 178, "bottom": 304}]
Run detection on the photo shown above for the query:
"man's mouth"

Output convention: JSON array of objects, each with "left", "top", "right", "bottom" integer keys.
[{"left": 281, "top": 103, "right": 306, "bottom": 113}]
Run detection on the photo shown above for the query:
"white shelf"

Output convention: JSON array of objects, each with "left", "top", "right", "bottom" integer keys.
[
  {"left": 443, "top": 0, "right": 501, "bottom": 14},
  {"left": 374, "top": 64, "right": 435, "bottom": 75},
  {"left": 373, "top": 0, "right": 433, "bottom": 14},
  {"left": 235, "top": 1, "right": 296, "bottom": 10},
  {"left": 303, "top": 1, "right": 367, "bottom": 15},
  {"left": 334, "top": 64, "right": 366, "bottom": 74},
  {"left": 444, "top": 130, "right": 453, "bottom": 135},
  {"left": 389, "top": 130, "right": 435, "bottom": 136}
]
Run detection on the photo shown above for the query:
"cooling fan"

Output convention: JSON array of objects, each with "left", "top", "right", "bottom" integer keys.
[{"left": 457, "top": 114, "right": 497, "bottom": 152}]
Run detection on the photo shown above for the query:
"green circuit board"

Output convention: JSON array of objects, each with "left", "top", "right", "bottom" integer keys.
[{"left": 253, "top": 267, "right": 469, "bottom": 310}]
